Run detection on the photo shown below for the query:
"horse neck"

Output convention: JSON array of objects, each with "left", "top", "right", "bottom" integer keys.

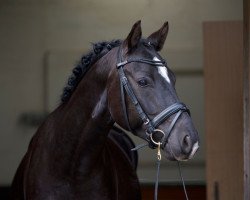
[{"left": 46, "top": 51, "right": 116, "bottom": 177}]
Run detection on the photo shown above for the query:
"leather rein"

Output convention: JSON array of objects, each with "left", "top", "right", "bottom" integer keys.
[{"left": 116, "top": 45, "right": 190, "bottom": 200}]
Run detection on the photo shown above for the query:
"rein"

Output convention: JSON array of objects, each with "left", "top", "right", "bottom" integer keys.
[
  {"left": 116, "top": 45, "right": 190, "bottom": 200},
  {"left": 132, "top": 144, "right": 189, "bottom": 200}
]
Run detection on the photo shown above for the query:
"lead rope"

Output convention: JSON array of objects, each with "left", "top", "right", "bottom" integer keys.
[
  {"left": 177, "top": 161, "right": 189, "bottom": 200},
  {"left": 155, "top": 147, "right": 189, "bottom": 200},
  {"left": 154, "top": 143, "right": 161, "bottom": 200},
  {"left": 132, "top": 144, "right": 189, "bottom": 200}
]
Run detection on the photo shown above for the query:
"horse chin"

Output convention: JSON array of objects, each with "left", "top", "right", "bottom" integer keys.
[{"left": 162, "top": 143, "right": 190, "bottom": 161}]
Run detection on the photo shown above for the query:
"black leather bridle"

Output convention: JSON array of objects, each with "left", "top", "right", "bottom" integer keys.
[
  {"left": 116, "top": 46, "right": 190, "bottom": 149},
  {"left": 116, "top": 45, "right": 191, "bottom": 200}
]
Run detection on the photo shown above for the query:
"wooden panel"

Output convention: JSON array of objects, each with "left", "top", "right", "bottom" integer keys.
[
  {"left": 0, "top": 185, "right": 206, "bottom": 200},
  {"left": 203, "top": 21, "right": 243, "bottom": 200},
  {"left": 243, "top": 0, "right": 250, "bottom": 199},
  {"left": 141, "top": 185, "right": 206, "bottom": 200}
]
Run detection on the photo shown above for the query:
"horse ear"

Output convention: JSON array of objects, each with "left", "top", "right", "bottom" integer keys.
[
  {"left": 147, "top": 22, "right": 169, "bottom": 51},
  {"left": 124, "top": 20, "right": 142, "bottom": 52}
]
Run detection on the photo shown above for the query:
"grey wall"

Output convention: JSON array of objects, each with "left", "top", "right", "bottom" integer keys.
[{"left": 0, "top": 0, "right": 242, "bottom": 185}]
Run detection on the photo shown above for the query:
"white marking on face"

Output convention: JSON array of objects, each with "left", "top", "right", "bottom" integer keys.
[
  {"left": 153, "top": 56, "right": 171, "bottom": 84},
  {"left": 189, "top": 141, "right": 199, "bottom": 159}
]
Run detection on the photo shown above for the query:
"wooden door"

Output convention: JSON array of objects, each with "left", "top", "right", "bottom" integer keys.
[{"left": 203, "top": 21, "right": 243, "bottom": 200}]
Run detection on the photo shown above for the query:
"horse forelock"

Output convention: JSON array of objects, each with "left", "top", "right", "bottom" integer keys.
[{"left": 61, "top": 40, "right": 122, "bottom": 103}]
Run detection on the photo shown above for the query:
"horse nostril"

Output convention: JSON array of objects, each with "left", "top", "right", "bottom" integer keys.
[{"left": 182, "top": 135, "right": 192, "bottom": 154}]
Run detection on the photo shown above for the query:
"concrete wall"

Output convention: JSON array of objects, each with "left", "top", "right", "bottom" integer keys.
[{"left": 0, "top": 0, "right": 242, "bottom": 185}]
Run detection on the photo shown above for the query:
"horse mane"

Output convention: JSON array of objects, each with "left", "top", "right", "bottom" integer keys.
[{"left": 61, "top": 39, "right": 122, "bottom": 103}]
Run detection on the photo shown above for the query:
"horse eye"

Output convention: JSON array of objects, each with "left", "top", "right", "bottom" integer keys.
[{"left": 137, "top": 78, "right": 148, "bottom": 87}]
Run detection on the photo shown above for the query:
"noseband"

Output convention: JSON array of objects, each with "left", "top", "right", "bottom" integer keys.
[{"left": 116, "top": 46, "right": 190, "bottom": 149}]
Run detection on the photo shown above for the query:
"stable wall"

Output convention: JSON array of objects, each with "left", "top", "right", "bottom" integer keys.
[{"left": 0, "top": 0, "right": 242, "bottom": 185}]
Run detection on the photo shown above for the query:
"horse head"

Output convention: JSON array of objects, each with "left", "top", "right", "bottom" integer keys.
[{"left": 108, "top": 21, "right": 199, "bottom": 161}]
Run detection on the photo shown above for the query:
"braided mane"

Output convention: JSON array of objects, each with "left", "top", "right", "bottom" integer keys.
[{"left": 61, "top": 40, "right": 121, "bottom": 103}]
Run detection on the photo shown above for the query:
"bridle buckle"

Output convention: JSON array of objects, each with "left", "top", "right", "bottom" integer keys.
[
  {"left": 144, "top": 118, "right": 150, "bottom": 125},
  {"left": 149, "top": 129, "right": 165, "bottom": 146}
]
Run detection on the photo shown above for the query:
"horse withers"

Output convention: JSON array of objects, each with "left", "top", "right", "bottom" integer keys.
[{"left": 10, "top": 21, "right": 199, "bottom": 200}]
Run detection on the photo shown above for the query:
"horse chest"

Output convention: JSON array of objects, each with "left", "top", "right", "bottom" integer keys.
[{"left": 89, "top": 139, "right": 141, "bottom": 200}]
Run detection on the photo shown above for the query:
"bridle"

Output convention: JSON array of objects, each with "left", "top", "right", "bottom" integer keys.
[
  {"left": 116, "top": 44, "right": 190, "bottom": 200},
  {"left": 116, "top": 45, "right": 190, "bottom": 149}
]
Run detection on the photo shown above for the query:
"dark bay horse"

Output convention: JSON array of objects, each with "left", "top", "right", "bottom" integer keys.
[{"left": 10, "top": 21, "right": 199, "bottom": 200}]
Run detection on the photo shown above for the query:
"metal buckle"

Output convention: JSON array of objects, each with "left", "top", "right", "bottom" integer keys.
[
  {"left": 144, "top": 118, "right": 150, "bottom": 125},
  {"left": 150, "top": 129, "right": 165, "bottom": 146}
]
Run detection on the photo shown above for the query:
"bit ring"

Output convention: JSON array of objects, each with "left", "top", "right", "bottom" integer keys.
[{"left": 150, "top": 129, "right": 165, "bottom": 146}]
